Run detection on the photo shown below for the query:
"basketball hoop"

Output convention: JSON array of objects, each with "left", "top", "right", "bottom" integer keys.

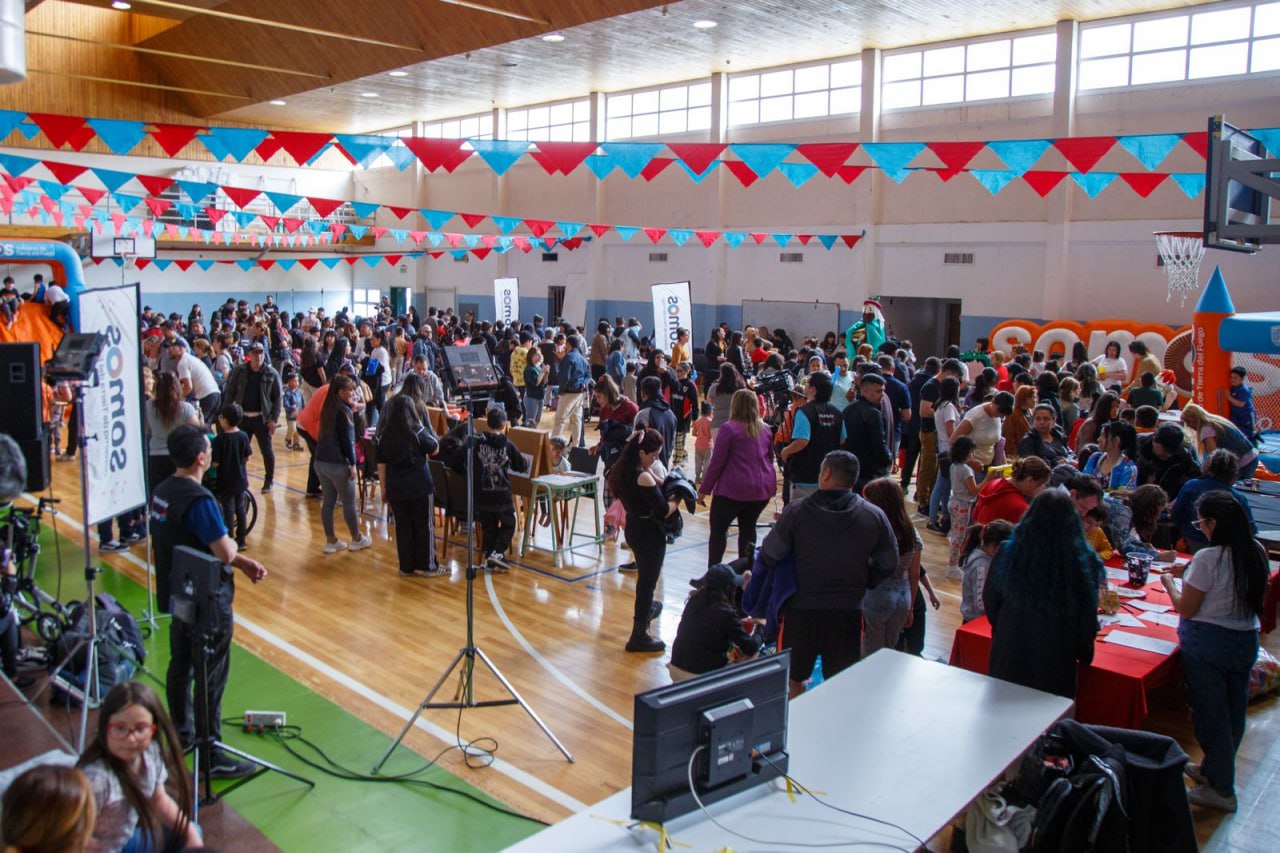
[
  {"left": 1154, "top": 231, "right": 1206, "bottom": 307},
  {"left": 121, "top": 252, "right": 137, "bottom": 270}
]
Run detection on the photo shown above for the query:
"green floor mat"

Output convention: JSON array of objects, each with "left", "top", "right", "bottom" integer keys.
[{"left": 22, "top": 518, "right": 541, "bottom": 852}]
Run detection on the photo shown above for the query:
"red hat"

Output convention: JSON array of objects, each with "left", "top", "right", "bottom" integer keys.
[{"left": 144, "top": 328, "right": 164, "bottom": 339}]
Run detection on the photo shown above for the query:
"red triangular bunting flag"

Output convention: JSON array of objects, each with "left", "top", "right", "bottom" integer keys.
[
  {"left": 667, "top": 143, "right": 726, "bottom": 175},
  {"left": 512, "top": 237, "right": 531, "bottom": 252},
  {"left": 371, "top": 227, "right": 386, "bottom": 238},
  {"left": 282, "top": 218, "right": 304, "bottom": 234},
  {"left": 481, "top": 235, "right": 498, "bottom": 248},
  {"left": 1180, "top": 131, "right": 1208, "bottom": 159},
  {"left": 749, "top": 232, "right": 768, "bottom": 245},
  {"left": 835, "top": 165, "right": 868, "bottom": 184},
  {"left": 384, "top": 254, "right": 404, "bottom": 267},
  {"left": 1052, "top": 136, "right": 1117, "bottom": 173},
  {"left": 841, "top": 234, "right": 862, "bottom": 248},
  {"left": 42, "top": 161, "right": 89, "bottom": 184},
  {"left": 308, "top": 196, "right": 344, "bottom": 218},
  {"left": 644, "top": 228, "right": 667, "bottom": 244},
  {"left": 259, "top": 214, "right": 279, "bottom": 230},
  {"left": 255, "top": 138, "right": 284, "bottom": 161},
  {"left": 588, "top": 223, "right": 611, "bottom": 237},
  {"left": 329, "top": 222, "right": 347, "bottom": 238},
  {"left": 533, "top": 141, "right": 599, "bottom": 175},
  {"left": 524, "top": 219, "right": 554, "bottom": 238},
  {"left": 141, "top": 220, "right": 155, "bottom": 237},
  {"left": 529, "top": 152, "right": 558, "bottom": 175},
  {"left": 1119, "top": 172, "right": 1168, "bottom": 198},
  {"left": 332, "top": 145, "right": 357, "bottom": 166},
  {"left": 259, "top": 260, "right": 276, "bottom": 271},
  {"left": 27, "top": 113, "right": 87, "bottom": 149},
  {"left": 409, "top": 231, "right": 427, "bottom": 245},
  {"left": 78, "top": 186, "right": 107, "bottom": 205},
  {"left": 1022, "top": 170, "right": 1069, "bottom": 197},
  {"left": 150, "top": 123, "right": 201, "bottom": 156},
  {"left": 272, "top": 131, "right": 334, "bottom": 166},
  {"left": 695, "top": 230, "right": 721, "bottom": 248},
  {"left": 428, "top": 251, "right": 444, "bottom": 259},
  {"left": 221, "top": 186, "right": 261, "bottom": 209},
  {"left": 402, "top": 138, "right": 471, "bottom": 173},
  {"left": 444, "top": 233, "right": 462, "bottom": 248},
  {"left": 641, "top": 158, "right": 673, "bottom": 181},
  {"left": 297, "top": 258, "right": 318, "bottom": 270},
  {"left": 927, "top": 141, "right": 986, "bottom": 171},
  {"left": 723, "top": 161, "right": 759, "bottom": 187},
  {"left": 936, "top": 168, "right": 962, "bottom": 182},
  {"left": 143, "top": 197, "right": 171, "bottom": 216},
  {"left": 472, "top": 248, "right": 492, "bottom": 260},
  {"left": 566, "top": 238, "right": 586, "bottom": 250},
  {"left": 204, "top": 207, "right": 228, "bottom": 225},
  {"left": 797, "top": 234, "right": 813, "bottom": 246},
  {"left": 164, "top": 223, "right": 180, "bottom": 239},
  {"left": 133, "top": 258, "right": 150, "bottom": 269},
  {"left": 459, "top": 213, "right": 486, "bottom": 228},
  {"left": 387, "top": 206, "right": 415, "bottom": 220},
  {"left": 137, "top": 175, "right": 174, "bottom": 196},
  {"left": 797, "top": 143, "right": 859, "bottom": 176},
  {"left": 174, "top": 260, "right": 194, "bottom": 271},
  {"left": 67, "top": 126, "right": 97, "bottom": 152}
]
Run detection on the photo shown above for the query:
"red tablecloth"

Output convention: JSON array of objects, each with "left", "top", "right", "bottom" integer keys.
[{"left": 950, "top": 559, "right": 1183, "bottom": 728}]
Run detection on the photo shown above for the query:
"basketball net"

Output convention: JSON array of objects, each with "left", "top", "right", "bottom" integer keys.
[{"left": 1154, "top": 231, "right": 1206, "bottom": 308}]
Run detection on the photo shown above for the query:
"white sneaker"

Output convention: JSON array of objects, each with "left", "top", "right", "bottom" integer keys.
[
  {"left": 348, "top": 535, "right": 373, "bottom": 552},
  {"left": 1187, "top": 784, "right": 1236, "bottom": 812},
  {"left": 323, "top": 541, "right": 348, "bottom": 554}
]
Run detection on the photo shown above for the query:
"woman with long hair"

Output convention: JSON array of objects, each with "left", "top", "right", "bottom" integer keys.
[
  {"left": 1092, "top": 339, "right": 1129, "bottom": 387},
  {"left": 1162, "top": 491, "right": 1269, "bottom": 811},
  {"left": 144, "top": 371, "right": 201, "bottom": 498},
  {"left": 608, "top": 429, "right": 678, "bottom": 653},
  {"left": 1002, "top": 386, "right": 1037, "bottom": 456},
  {"left": 1082, "top": 419, "right": 1139, "bottom": 490},
  {"left": 699, "top": 389, "right": 777, "bottom": 565},
  {"left": 725, "top": 331, "right": 748, "bottom": 378},
  {"left": 860, "top": 478, "right": 921, "bottom": 656},
  {"left": 1058, "top": 376, "right": 1081, "bottom": 432},
  {"left": 298, "top": 335, "right": 326, "bottom": 403},
  {"left": 1181, "top": 403, "right": 1260, "bottom": 480},
  {"left": 707, "top": 363, "right": 746, "bottom": 437},
  {"left": 77, "top": 681, "right": 198, "bottom": 853},
  {"left": 2, "top": 764, "right": 96, "bottom": 853},
  {"left": 1122, "top": 484, "right": 1177, "bottom": 561},
  {"left": 703, "top": 328, "right": 727, "bottom": 391},
  {"left": 324, "top": 335, "right": 349, "bottom": 385},
  {"left": 984, "top": 489, "right": 1103, "bottom": 698},
  {"left": 1074, "top": 362, "right": 1104, "bottom": 413},
  {"left": 1073, "top": 390, "right": 1121, "bottom": 451},
  {"left": 376, "top": 394, "right": 444, "bottom": 578},
  {"left": 1067, "top": 340, "right": 1090, "bottom": 374},
  {"left": 315, "top": 374, "right": 372, "bottom": 555},
  {"left": 1170, "top": 449, "right": 1258, "bottom": 551},
  {"left": 1018, "top": 403, "right": 1073, "bottom": 466}
]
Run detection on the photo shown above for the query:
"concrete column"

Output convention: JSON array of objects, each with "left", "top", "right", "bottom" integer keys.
[
  {"left": 857, "top": 49, "right": 883, "bottom": 306},
  {"left": 1042, "top": 19, "right": 1080, "bottom": 323}
]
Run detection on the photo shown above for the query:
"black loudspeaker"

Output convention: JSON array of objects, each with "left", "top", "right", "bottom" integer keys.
[
  {"left": 16, "top": 433, "right": 50, "bottom": 492},
  {"left": 0, "top": 343, "right": 43, "bottom": 440}
]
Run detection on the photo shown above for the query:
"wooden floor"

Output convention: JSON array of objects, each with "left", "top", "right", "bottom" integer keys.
[{"left": 26, "top": 432, "right": 1280, "bottom": 849}]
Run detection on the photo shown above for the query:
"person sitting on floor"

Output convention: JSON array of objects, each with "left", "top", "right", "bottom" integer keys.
[
  {"left": 669, "top": 564, "right": 763, "bottom": 682},
  {"left": 1, "top": 764, "right": 97, "bottom": 853}
]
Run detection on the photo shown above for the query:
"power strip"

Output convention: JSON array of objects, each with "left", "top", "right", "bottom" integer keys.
[{"left": 244, "top": 710, "right": 287, "bottom": 730}]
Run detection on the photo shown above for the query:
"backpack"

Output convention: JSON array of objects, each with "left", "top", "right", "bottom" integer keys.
[
  {"left": 1020, "top": 724, "right": 1130, "bottom": 853},
  {"left": 50, "top": 593, "right": 146, "bottom": 706}
]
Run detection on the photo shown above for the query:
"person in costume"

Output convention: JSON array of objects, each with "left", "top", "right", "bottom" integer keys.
[{"left": 845, "top": 299, "right": 886, "bottom": 362}]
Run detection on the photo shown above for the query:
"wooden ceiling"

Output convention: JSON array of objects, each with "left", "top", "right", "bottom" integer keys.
[{"left": 4, "top": 0, "right": 1216, "bottom": 134}]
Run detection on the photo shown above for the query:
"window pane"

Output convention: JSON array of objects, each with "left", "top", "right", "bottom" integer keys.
[
  {"left": 883, "top": 52, "right": 921, "bottom": 82},
  {"left": 1253, "top": 36, "right": 1280, "bottom": 70},
  {"left": 574, "top": 101, "right": 590, "bottom": 122},
  {"left": 1013, "top": 33, "right": 1057, "bottom": 65},
  {"left": 660, "top": 86, "right": 688, "bottom": 111},
  {"left": 794, "top": 65, "right": 829, "bottom": 92},
  {"left": 1131, "top": 48, "right": 1186, "bottom": 84},
  {"left": 459, "top": 117, "right": 479, "bottom": 137},
  {"left": 1133, "top": 16, "right": 1188, "bottom": 52},
  {"left": 507, "top": 110, "right": 527, "bottom": 131},
  {"left": 687, "top": 106, "right": 712, "bottom": 130},
  {"left": 631, "top": 114, "right": 658, "bottom": 137},
  {"left": 1257, "top": 3, "right": 1280, "bottom": 37},
  {"left": 527, "top": 107, "right": 549, "bottom": 128},
  {"left": 966, "top": 68, "right": 1010, "bottom": 100},
  {"left": 923, "top": 45, "right": 965, "bottom": 77},
  {"left": 760, "top": 70, "right": 793, "bottom": 97},
  {"left": 728, "top": 100, "right": 759, "bottom": 126},
  {"left": 967, "top": 39, "right": 1010, "bottom": 71},
  {"left": 759, "top": 95, "right": 793, "bottom": 123},
  {"left": 882, "top": 79, "right": 921, "bottom": 109},
  {"left": 729, "top": 75, "right": 759, "bottom": 100},
  {"left": 1010, "top": 63, "right": 1056, "bottom": 95},
  {"left": 608, "top": 94, "right": 631, "bottom": 117},
  {"left": 689, "top": 83, "right": 713, "bottom": 106},
  {"left": 442, "top": 120, "right": 460, "bottom": 137},
  {"left": 606, "top": 117, "right": 631, "bottom": 140},
  {"left": 572, "top": 122, "right": 590, "bottom": 142},
  {"left": 659, "top": 111, "right": 687, "bottom": 134},
  {"left": 423, "top": 125, "right": 442, "bottom": 138},
  {"left": 1191, "top": 7, "right": 1251, "bottom": 44},
  {"left": 633, "top": 91, "right": 659, "bottom": 114},
  {"left": 794, "top": 90, "right": 829, "bottom": 118},
  {"left": 830, "top": 86, "right": 860, "bottom": 114},
  {"left": 1078, "top": 56, "right": 1130, "bottom": 89},
  {"left": 922, "top": 74, "right": 964, "bottom": 105},
  {"left": 1188, "top": 42, "right": 1249, "bottom": 77},
  {"left": 830, "top": 60, "right": 862, "bottom": 87},
  {"left": 550, "top": 102, "right": 573, "bottom": 124},
  {"left": 1081, "top": 23, "right": 1131, "bottom": 58}
]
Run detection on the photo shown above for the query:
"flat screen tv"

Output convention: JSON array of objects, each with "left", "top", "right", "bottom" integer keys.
[{"left": 630, "top": 651, "right": 790, "bottom": 824}]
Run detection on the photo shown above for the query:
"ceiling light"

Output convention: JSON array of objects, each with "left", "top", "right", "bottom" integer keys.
[
  {"left": 269, "top": 99, "right": 287, "bottom": 106},
  {"left": 111, "top": 0, "right": 132, "bottom": 9},
  {"left": 542, "top": 33, "right": 564, "bottom": 43},
  {"left": 693, "top": 20, "right": 717, "bottom": 29},
  {"left": 360, "top": 91, "right": 379, "bottom": 98},
  {"left": 388, "top": 70, "right": 409, "bottom": 77}
]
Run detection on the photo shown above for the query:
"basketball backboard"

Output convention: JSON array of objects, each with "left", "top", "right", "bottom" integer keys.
[
  {"left": 1203, "top": 115, "right": 1279, "bottom": 253},
  {"left": 89, "top": 222, "right": 157, "bottom": 260}
]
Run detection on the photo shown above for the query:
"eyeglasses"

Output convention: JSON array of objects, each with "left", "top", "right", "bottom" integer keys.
[
  {"left": 1192, "top": 518, "right": 1206, "bottom": 531},
  {"left": 107, "top": 722, "right": 156, "bottom": 740}
]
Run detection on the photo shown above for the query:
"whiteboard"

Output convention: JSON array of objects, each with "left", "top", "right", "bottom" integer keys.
[{"left": 741, "top": 299, "right": 841, "bottom": 344}]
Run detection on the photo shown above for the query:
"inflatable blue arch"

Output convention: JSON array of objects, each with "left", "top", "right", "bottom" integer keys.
[{"left": 0, "top": 237, "right": 87, "bottom": 326}]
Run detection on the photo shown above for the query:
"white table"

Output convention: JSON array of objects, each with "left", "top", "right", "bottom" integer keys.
[{"left": 506, "top": 650, "right": 1072, "bottom": 852}]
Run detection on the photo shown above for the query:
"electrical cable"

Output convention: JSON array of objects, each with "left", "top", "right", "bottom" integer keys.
[{"left": 684, "top": 745, "right": 914, "bottom": 851}]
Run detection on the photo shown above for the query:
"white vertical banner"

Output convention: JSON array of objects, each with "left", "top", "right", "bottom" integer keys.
[
  {"left": 78, "top": 284, "right": 146, "bottom": 526},
  {"left": 494, "top": 277, "right": 519, "bottom": 325},
  {"left": 650, "top": 280, "right": 693, "bottom": 356}
]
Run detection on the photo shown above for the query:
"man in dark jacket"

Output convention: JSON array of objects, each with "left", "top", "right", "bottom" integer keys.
[
  {"left": 1136, "top": 423, "right": 1200, "bottom": 502},
  {"left": 634, "top": 376, "right": 677, "bottom": 468},
  {"left": 222, "top": 342, "right": 283, "bottom": 492},
  {"left": 842, "top": 374, "right": 892, "bottom": 492},
  {"left": 759, "top": 450, "right": 898, "bottom": 696}
]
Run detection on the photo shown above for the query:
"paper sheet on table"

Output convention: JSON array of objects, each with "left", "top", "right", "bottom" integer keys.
[
  {"left": 1100, "top": 612, "right": 1146, "bottom": 628},
  {"left": 1105, "top": 568, "right": 1130, "bottom": 583},
  {"left": 1127, "top": 599, "right": 1172, "bottom": 613},
  {"left": 1138, "top": 611, "right": 1181, "bottom": 628},
  {"left": 1102, "top": 631, "right": 1178, "bottom": 656}
]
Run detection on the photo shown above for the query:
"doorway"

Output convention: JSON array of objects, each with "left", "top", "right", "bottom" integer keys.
[
  {"left": 548, "top": 285, "right": 566, "bottom": 323},
  {"left": 877, "top": 296, "right": 962, "bottom": 356},
  {"left": 389, "top": 286, "right": 408, "bottom": 316}
]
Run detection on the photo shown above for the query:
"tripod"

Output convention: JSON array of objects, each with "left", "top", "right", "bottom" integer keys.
[{"left": 373, "top": 387, "right": 572, "bottom": 773}]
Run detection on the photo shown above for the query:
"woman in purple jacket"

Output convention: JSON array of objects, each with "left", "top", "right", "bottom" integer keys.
[{"left": 699, "top": 389, "right": 778, "bottom": 566}]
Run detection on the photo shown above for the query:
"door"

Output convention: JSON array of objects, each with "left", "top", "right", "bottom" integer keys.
[
  {"left": 390, "top": 286, "right": 408, "bottom": 316},
  {"left": 548, "top": 285, "right": 566, "bottom": 323}
]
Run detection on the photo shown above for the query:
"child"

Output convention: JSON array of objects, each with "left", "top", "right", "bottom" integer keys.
[
  {"left": 78, "top": 681, "right": 199, "bottom": 853},
  {"left": 945, "top": 436, "right": 983, "bottom": 579},
  {"left": 0, "top": 275, "right": 19, "bottom": 328},
  {"left": 522, "top": 346, "right": 548, "bottom": 427},
  {"left": 1225, "top": 366, "right": 1257, "bottom": 443},
  {"left": 897, "top": 566, "right": 941, "bottom": 656},
  {"left": 282, "top": 372, "right": 303, "bottom": 451},
  {"left": 1082, "top": 505, "right": 1114, "bottom": 560},
  {"left": 669, "top": 563, "right": 762, "bottom": 682},
  {"left": 692, "top": 402, "right": 713, "bottom": 485},
  {"left": 548, "top": 435, "right": 570, "bottom": 474},
  {"left": 958, "top": 520, "right": 1014, "bottom": 623},
  {"left": 621, "top": 361, "right": 639, "bottom": 404},
  {"left": 1, "top": 764, "right": 97, "bottom": 853},
  {"left": 670, "top": 362, "right": 699, "bottom": 468},
  {"left": 210, "top": 403, "right": 252, "bottom": 549},
  {"left": 470, "top": 408, "right": 527, "bottom": 571}
]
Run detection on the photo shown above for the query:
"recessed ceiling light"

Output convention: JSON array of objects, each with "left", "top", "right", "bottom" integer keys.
[
  {"left": 501, "top": 61, "right": 518, "bottom": 68},
  {"left": 542, "top": 33, "right": 564, "bottom": 43},
  {"left": 269, "top": 99, "right": 287, "bottom": 106},
  {"left": 360, "top": 91, "right": 379, "bottom": 98},
  {"left": 388, "top": 70, "right": 409, "bottom": 77},
  {"left": 111, "top": 0, "right": 132, "bottom": 9},
  {"left": 693, "top": 20, "right": 717, "bottom": 29}
]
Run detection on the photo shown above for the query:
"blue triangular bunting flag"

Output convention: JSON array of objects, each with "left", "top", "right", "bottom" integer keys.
[
  {"left": 17, "top": 123, "right": 39, "bottom": 140},
  {"left": 205, "top": 127, "right": 269, "bottom": 162},
  {"left": 1170, "top": 173, "right": 1206, "bottom": 199},
  {"left": 92, "top": 168, "right": 135, "bottom": 194},
  {"left": 37, "top": 181, "right": 68, "bottom": 200},
  {"left": 584, "top": 155, "right": 616, "bottom": 179},
  {"left": 422, "top": 209, "right": 453, "bottom": 231},
  {"left": 771, "top": 234, "right": 791, "bottom": 247},
  {"left": 600, "top": 142, "right": 665, "bottom": 179},
  {"left": 320, "top": 258, "right": 341, "bottom": 269},
  {"left": 1116, "top": 134, "right": 1182, "bottom": 171},
  {"left": 86, "top": 119, "right": 147, "bottom": 155},
  {"left": 177, "top": 181, "right": 218, "bottom": 203},
  {"left": 199, "top": 136, "right": 230, "bottom": 161},
  {"left": 467, "top": 139, "right": 529, "bottom": 176},
  {"left": 969, "top": 169, "right": 1018, "bottom": 194},
  {"left": 389, "top": 229, "right": 408, "bottom": 242},
  {"left": 111, "top": 193, "right": 142, "bottom": 211},
  {"left": 276, "top": 259, "right": 297, "bottom": 271},
  {"left": 0, "top": 153, "right": 38, "bottom": 175},
  {"left": 463, "top": 235, "right": 480, "bottom": 249},
  {"left": 264, "top": 191, "right": 303, "bottom": 213},
  {"left": 675, "top": 160, "right": 717, "bottom": 183},
  {"left": 335, "top": 134, "right": 393, "bottom": 169},
  {"left": 236, "top": 260, "right": 255, "bottom": 271},
  {"left": 425, "top": 233, "right": 443, "bottom": 247},
  {"left": 668, "top": 229, "right": 693, "bottom": 246},
  {"left": 777, "top": 162, "right": 819, "bottom": 188},
  {"left": 493, "top": 216, "right": 521, "bottom": 235},
  {"left": 1070, "top": 171, "right": 1117, "bottom": 198},
  {"left": 151, "top": 259, "right": 172, "bottom": 271},
  {"left": 615, "top": 226, "right": 639, "bottom": 242},
  {"left": 729, "top": 143, "right": 795, "bottom": 179},
  {"left": 348, "top": 224, "right": 369, "bottom": 240},
  {"left": 817, "top": 234, "right": 838, "bottom": 250},
  {"left": 861, "top": 142, "right": 925, "bottom": 178},
  {"left": 0, "top": 110, "right": 26, "bottom": 140},
  {"left": 450, "top": 249, "right": 468, "bottom": 260},
  {"left": 306, "top": 220, "right": 328, "bottom": 235},
  {"left": 724, "top": 232, "right": 747, "bottom": 248},
  {"left": 350, "top": 201, "right": 379, "bottom": 219},
  {"left": 1253, "top": 128, "right": 1280, "bottom": 159},
  {"left": 362, "top": 256, "right": 381, "bottom": 268},
  {"left": 384, "top": 143, "right": 416, "bottom": 171},
  {"left": 556, "top": 222, "right": 583, "bottom": 237},
  {"left": 176, "top": 203, "right": 199, "bottom": 220},
  {"left": 987, "top": 140, "right": 1050, "bottom": 175},
  {"left": 230, "top": 210, "right": 257, "bottom": 227}
]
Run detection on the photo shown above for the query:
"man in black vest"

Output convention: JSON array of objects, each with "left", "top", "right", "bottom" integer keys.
[
  {"left": 152, "top": 424, "right": 267, "bottom": 777},
  {"left": 778, "top": 371, "right": 845, "bottom": 504}
]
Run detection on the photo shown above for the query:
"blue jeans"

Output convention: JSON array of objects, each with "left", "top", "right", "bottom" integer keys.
[
  {"left": 929, "top": 456, "right": 951, "bottom": 523},
  {"left": 1177, "top": 619, "right": 1258, "bottom": 795}
]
